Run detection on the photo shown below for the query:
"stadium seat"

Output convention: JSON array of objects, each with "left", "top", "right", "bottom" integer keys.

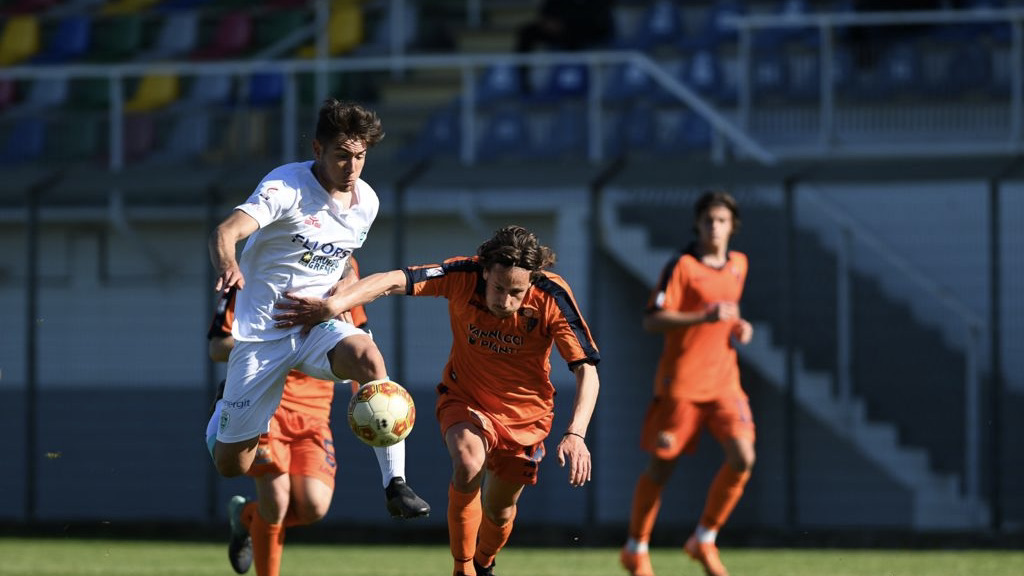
[
  {"left": 750, "top": 47, "right": 789, "bottom": 101},
  {"left": 477, "top": 107, "right": 531, "bottom": 161},
  {"left": 0, "top": 78, "right": 17, "bottom": 110},
  {"left": 254, "top": 8, "right": 308, "bottom": 55},
  {"left": 245, "top": 72, "right": 284, "bottom": 107},
  {"left": 624, "top": 0, "right": 685, "bottom": 50},
  {"left": 33, "top": 14, "right": 90, "bottom": 64},
  {"left": 754, "top": 0, "right": 815, "bottom": 49},
  {"left": 21, "top": 76, "right": 68, "bottom": 110},
  {"left": 124, "top": 74, "right": 181, "bottom": 112},
  {"left": 0, "top": 14, "right": 40, "bottom": 66},
  {"left": 694, "top": 0, "right": 745, "bottom": 46},
  {"left": 159, "top": 110, "right": 210, "bottom": 162},
  {"left": 874, "top": 42, "right": 924, "bottom": 99},
  {"left": 51, "top": 116, "right": 101, "bottom": 163},
  {"left": 475, "top": 62, "right": 522, "bottom": 107},
  {"left": 533, "top": 103, "right": 586, "bottom": 159},
  {"left": 122, "top": 113, "right": 155, "bottom": 163},
  {"left": 89, "top": 13, "right": 143, "bottom": 62},
  {"left": 294, "top": 0, "right": 363, "bottom": 58},
  {"left": 71, "top": 78, "right": 110, "bottom": 110},
  {"left": 100, "top": 0, "right": 160, "bottom": 15},
  {"left": 140, "top": 10, "right": 198, "bottom": 60},
  {"left": 602, "top": 61, "right": 651, "bottom": 104},
  {"left": 606, "top": 104, "right": 655, "bottom": 158},
  {"left": 398, "top": 104, "right": 460, "bottom": 162},
  {"left": 943, "top": 43, "right": 993, "bottom": 98},
  {"left": 0, "top": 0, "right": 57, "bottom": 15},
  {"left": 682, "top": 45, "right": 723, "bottom": 101},
  {"left": 156, "top": 0, "right": 212, "bottom": 10},
  {"left": 531, "top": 62, "right": 589, "bottom": 103},
  {"left": 0, "top": 117, "right": 46, "bottom": 165},
  {"left": 191, "top": 11, "right": 252, "bottom": 60},
  {"left": 185, "top": 74, "right": 233, "bottom": 106},
  {"left": 661, "top": 110, "right": 712, "bottom": 153}
]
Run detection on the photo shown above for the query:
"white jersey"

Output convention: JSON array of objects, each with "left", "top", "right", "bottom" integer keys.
[{"left": 231, "top": 160, "right": 379, "bottom": 342}]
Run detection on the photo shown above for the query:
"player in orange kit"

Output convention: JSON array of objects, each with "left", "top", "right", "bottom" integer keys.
[
  {"left": 208, "top": 257, "right": 429, "bottom": 576},
  {"left": 271, "top": 225, "right": 602, "bottom": 576},
  {"left": 620, "top": 191, "right": 754, "bottom": 576}
]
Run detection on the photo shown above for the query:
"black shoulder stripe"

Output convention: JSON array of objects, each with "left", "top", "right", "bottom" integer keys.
[
  {"left": 404, "top": 258, "right": 482, "bottom": 295},
  {"left": 533, "top": 276, "right": 601, "bottom": 366}
]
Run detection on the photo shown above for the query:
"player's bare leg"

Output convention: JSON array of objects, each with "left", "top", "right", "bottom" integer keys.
[{"left": 214, "top": 438, "right": 260, "bottom": 477}]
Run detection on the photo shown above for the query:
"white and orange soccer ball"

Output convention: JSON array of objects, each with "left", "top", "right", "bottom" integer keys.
[{"left": 347, "top": 379, "right": 416, "bottom": 447}]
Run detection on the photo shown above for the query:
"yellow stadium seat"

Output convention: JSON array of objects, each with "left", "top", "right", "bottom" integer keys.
[
  {"left": 0, "top": 15, "right": 41, "bottom": 66},
  {"left": 294, "top": 0, "right": 364, "bottom": 58},
  {"left": 124, "top": 74, "right": 180, "bottom": 112},
  {"left": 100, "top": 0, "right": 161, "bottom": 15}
]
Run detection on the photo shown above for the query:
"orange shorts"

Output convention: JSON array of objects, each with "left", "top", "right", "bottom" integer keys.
[
  {"left": 248, "top": 409, "right": 336, "bottom": 490},
  {"left": 436, "top": 392, "right": 546, "bottom": 487},
  {"left": 640, "top": 391, "right": 755, "bottom": 460}
]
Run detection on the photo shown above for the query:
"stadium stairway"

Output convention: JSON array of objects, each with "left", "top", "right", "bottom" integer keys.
[{"left": 598, "top": 186, "right": 990, "bottom": 530}]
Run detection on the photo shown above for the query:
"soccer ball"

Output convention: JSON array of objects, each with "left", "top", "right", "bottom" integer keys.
[{"left": 347, "top": 379, "right": 416, "bottom": 447}]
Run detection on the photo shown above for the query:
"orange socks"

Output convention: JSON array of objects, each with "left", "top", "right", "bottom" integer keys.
[
  {"left": 448, "top": 483, "right": 482, "bottom": 574},
  {"left": 474, "top": 506, "right": 515, "bottom": 569},
  {"left": 247, "top": 507, "right": 286, "bottom": 576},
  {"left": 700, "top": 464, "right": 751, "bottom": 531},
  {"left": 628, "top": 473, "right": 664, "bottom": 543}
]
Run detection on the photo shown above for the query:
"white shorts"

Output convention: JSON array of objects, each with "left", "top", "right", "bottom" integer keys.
[{"left": 216, "top": 319, "right": 366, "bottom": 444}]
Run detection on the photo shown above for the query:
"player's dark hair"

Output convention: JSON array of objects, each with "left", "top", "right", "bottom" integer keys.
[
  {"left": 477, "top": 225, "right": 556, "bottom": 282},
  {"left": 315, "top": 99, "right": 385, "bottom": 148},
  {"left": 693, "top": 189, "right": 741, "bottom": 235}
]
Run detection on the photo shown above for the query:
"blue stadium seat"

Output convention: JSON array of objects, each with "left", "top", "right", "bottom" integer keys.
[
  {"left": 33, "top": 14, "right": 90, "bottom": 64},
  {"left": 660, "top": 110, "right": 712, "bottom": 154},
  {"left": 477, "top": 107, "right": 531, "bottom": 161},
  {"left": 602, "top": 61, "right": 651, "bottom": 104},
  {"left": 682, "top": 45, "right": 723, "bottom": 101},
  {"left": 533, "top": 103, "right": 586, "bottom": 159},
  {"left": 625, "top": 0, "right": 686, "bottom": 50},
  {"left": 750, "top": 46, "right": 789, "bottom": 101},
  {"left": 245, "top": 72, "right": 284, "bottom": 107},
  {"left": 694, "top": 0, "right": 746, "bottom": 46},
  {"left": 943, "top": 43, "right": 993, "bottom": 98},
  {"left": 605, "top": 104, "right": 655, "bottom": 158},
  {"left": 875, "top": 42, "right": 924, "bottom": 99},
  {"left": 476, "top": 62, "right": 522, "bottom": 107},
  {"left": 0, "top": 117, "right": 46, "bottom": 164},
  {"left": 751, "top": 0, "right": 817, "bottom": 50},
  {"left": 398, "top": 104, "right": 461, "bottom": 162},
  {"left": 531, "top": 62, "right": 589, "bottom": 103}
]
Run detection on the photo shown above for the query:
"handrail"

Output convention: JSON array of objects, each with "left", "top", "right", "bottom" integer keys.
[
  {"left": 0, "top": 50, "right": 777, "bottom": 167},
  {"left": 802, "top": 189, "right": 984, "bottom": 504}
]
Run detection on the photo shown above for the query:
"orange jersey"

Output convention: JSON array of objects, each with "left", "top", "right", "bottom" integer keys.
[
  {"left": 648, "top": 246, "right": 748, "bottom": 401},
  {"left": 405, "top": 256, "right": 600, "bottom": 446},
  {"left": 209, "top": 287, "right": 334, "bottom": 421}
]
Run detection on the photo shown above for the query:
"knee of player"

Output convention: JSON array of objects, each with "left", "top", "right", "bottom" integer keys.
[
  {"left": 330, "top": 336, "right": 387, "bottom": 381},
  {"left": 294, "top": 500, "right": 330, "bottom": 525}
]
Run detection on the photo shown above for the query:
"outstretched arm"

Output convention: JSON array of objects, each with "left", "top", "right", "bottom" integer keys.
[
  {"left": 273, "top": 269, "right": 408, "bottom": 331},
  {"left": 556, "top": 361, "right": 600, "bottom": 487},
  {"left": 209, "top": 210, "right": 259, "bottom": 292}
]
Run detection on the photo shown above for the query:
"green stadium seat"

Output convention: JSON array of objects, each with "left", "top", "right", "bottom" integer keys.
[{"left": 89, "top": 13, "right": 143, "bottom": 62}]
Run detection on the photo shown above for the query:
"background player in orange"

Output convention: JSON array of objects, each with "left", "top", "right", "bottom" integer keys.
[
  {"left": 271, "top": 225, "right": 602, "bottom": 576},
  {"left": 208, "top": 257, "right": 430, "bottom": 576},
  {"left": 620, "top": 191, "right": 754, "bottom": 576}
]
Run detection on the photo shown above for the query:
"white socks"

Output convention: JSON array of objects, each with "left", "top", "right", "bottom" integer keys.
[
  {"left": 375, "top": 439, "right": 406, "bottom": 488},
  {"left": 695, "top": 524, "right": 718, "bottom": 544},
  {"left": 624, "top": 538, "right": 649, "bottom": 553}
]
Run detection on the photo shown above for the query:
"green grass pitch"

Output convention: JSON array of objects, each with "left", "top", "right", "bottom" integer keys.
[{"left": 0, "top": 538, "right": 1021, "bottom": 576}]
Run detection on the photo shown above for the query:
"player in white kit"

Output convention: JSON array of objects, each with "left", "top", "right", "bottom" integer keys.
[{"left": 207, "top": 100, "right": 397, "bottom": 478}]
